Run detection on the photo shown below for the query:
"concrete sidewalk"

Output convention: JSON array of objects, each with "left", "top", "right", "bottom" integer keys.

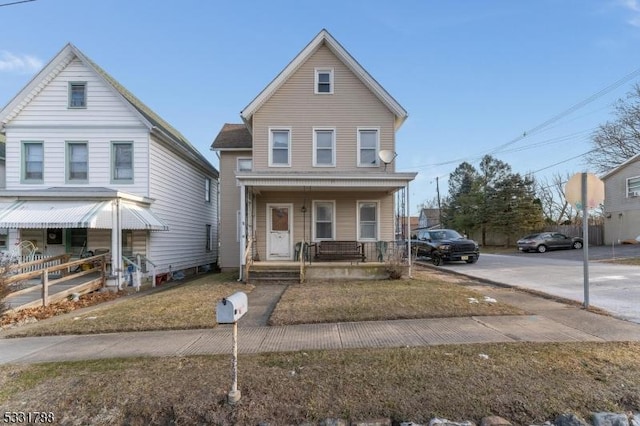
[{"left": 1, "top": 285, "right": 639, "bottom": 365}]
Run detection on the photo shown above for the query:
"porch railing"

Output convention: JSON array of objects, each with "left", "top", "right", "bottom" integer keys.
[{"left": 244, "top": 238, "right": 254, "bottom": 283}]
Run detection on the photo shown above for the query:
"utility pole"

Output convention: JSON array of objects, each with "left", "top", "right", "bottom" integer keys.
[{"left": 436, "top": 176, "right": 443, "bottom": 227}]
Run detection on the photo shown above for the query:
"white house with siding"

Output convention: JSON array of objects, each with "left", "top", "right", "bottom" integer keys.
[
  {"left": 0, "top": 43, "right": 219, "bottom": 288},
  {"left": 212, "top": 29, "right": 416, "bottom": 275},
  {"left": 601, "top": 155, "right": 640, "bottom": 244}
]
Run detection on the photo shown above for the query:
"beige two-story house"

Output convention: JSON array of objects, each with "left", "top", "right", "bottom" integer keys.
[
  {"left": 601, "top": 155, "right": 640, "bottom": 244},
  {"left": 212, "top": 29, "right": 417, "bottom": 273}
]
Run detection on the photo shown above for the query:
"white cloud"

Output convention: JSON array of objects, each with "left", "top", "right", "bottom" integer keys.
[
  {"left": 0, "top": 51, "right": 43, "bottom": 74},
  {"left": 620, "top": 0, "right": 640, "bottom": 12}
]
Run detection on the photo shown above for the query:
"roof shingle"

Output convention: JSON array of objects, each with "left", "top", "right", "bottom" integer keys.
[{"left": 211, "top": 123, "right": 252, "bottom": 150}]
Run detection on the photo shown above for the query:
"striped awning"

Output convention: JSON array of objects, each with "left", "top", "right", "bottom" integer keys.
[{"left": 0, "top": 200, "right": 168, "bottom": 231}]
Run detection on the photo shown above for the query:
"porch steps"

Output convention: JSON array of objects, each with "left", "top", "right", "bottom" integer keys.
[{"left": 248, "top": 264, "right": 300, "bottom": 284}]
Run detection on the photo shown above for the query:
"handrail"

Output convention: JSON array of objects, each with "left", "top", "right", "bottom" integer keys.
[
  {"left": 299, "top": 240, "right": 306, "bottom": 283},
  {"left": 244, "top": 238, "right": 253, "bottom": 283},
  {"left": 122, "top": 255, "right": 142, "bottom": 291}
]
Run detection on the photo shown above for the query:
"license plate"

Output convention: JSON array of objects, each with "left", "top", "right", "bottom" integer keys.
[{"left": 461, "top": 256, "right": 468, "bottom": 260}]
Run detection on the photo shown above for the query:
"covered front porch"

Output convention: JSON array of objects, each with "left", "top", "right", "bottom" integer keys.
[
  {"left": 0, "top": 188, "right": 168, "bottom": 289},
  {"left": 236, "top": 171, "right": 416, "bottom": 282}
]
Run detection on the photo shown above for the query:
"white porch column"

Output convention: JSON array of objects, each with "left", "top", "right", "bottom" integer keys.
[
  {"left": 239, "top": 184, "right": 246, "bottom": 281},
  {"left": 110, "top": 198, "right": 123, "bottom": 289}
]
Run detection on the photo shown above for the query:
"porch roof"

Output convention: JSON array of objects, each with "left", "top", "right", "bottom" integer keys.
[
  {"left": 0, "top": 200, "right": 169, "bottom": 231},
  {"left": 236, "top": 171, "right": 417, "bottom": 192}
]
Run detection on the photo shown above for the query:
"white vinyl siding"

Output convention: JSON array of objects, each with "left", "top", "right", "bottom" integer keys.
[
  {"left": 269, "top": 127, "right": 291, "bottom": 167},
  {"left": 357, "top": 201, "right": 378, "bottom": 241},
  {"left": 313, "top": 200, "right": 335, "bottom": 241},
  {"left": 22, "top": 141, "right": 44, "bottom": 183},
  {"left": 313, "top": 128, "right": 335, "bottom": 167},
  {"left": 112, "top": 141, "right": 134, "bottom": 183},
  {"left": 148, "top": 136, "right": 218, "bottom": 273},
  {"left": 358, "top": 128, "right": 379, "bottom": 167},
  {"left": 66, "top": 141, "right": 88, "bottom": 182}
]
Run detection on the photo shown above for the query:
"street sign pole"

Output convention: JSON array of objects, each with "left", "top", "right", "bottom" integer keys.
[{"left": 581, "top": 172, "right": 589, "bottom": 309}]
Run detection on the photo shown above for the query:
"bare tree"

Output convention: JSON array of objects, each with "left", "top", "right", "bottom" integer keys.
[
  {"left": 586, "top": 84, "right": 640, "bottom": 173},
  {"left": 536, "top": 172, "right": 579, "bottom": 224}
]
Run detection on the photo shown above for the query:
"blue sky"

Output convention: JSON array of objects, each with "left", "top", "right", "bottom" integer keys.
[{"left": 1, "top": 0, "right": 640, "bottom": 213}]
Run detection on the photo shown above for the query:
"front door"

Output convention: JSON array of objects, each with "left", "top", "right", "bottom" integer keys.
[{"left": 267, "top": 204, "right": 292, "bottom": 260}]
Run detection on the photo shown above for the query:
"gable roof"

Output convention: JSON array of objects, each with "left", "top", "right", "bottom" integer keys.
[
  {"left": 240, "top": 29, "right": 408, "bottom": 131},
  {"left": 601, "top": 154, "right": 640, "bottom": 180},
  {"left": 211, "top": 123, "right": 252, "bottom": 150},
  {"left": 0, "top": 43, "right": 218, "bottom": 177}
]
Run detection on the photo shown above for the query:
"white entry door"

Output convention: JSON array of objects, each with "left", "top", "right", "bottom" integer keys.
[{"left": 267, "top": 204, "right": 292, "bottom": 260}]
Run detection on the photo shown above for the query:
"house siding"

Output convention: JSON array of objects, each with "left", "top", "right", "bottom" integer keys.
[
  {"left": 252, "top": 191, "right": 394, "bottom": 261},
  {"left": 5, "top": 127, "right": 149, "bottom": 194},
  {"left": 218, "top": 151, "right": 251, "bottom": 269},
  {"left": 252, "top": 45, "right": 396, "bottom": 172},
  {"left": 148, "top": 136, "right": 218, "bottom": 273},
  {"left": 603, "top": 159, "right": 640, "bottom": 244},
  {"left": 9, "top": 58, "right": 142, "bottom": 128}
]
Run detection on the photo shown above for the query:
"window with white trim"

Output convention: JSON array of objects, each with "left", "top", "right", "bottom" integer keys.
[
  {"left": 112, "top": 142, "right": 133, "bottom": 182},
  {"left": 69, "top": 82, "right": 87, "bottom": 108},
  {"left": 315, "top": 68, "right": 333, "bottom": 94},
  {"left": 23, "top": 141, "right": 44, "bottom": 182},
  {"left": 358, "top": 201, "right": 378, "bottom": 241},
  {"left": 627, "top": 176, "right": 640, "bottom": 197},
  {"left": 205, "top": 177, "right": 211, "bottom": 202},
  {"left": 313, "top": 128, "right": 335, "bottom": 166},
  {"left": 237, "top": 158, "right": 253, "bottom": 172},
  {"left": 67, "top": 142, "right": 88, "bottom": 182},
  {"left": 313, "top": 201, "right": 335, "bottom": 241},
  {"left": 269, "top": 128, "right": 291, "bottom": 166},
  {"left": 357, "top": 128, "right": 379, "bottom": 167}
]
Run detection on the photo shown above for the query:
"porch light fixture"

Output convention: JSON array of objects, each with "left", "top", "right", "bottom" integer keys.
[{"left": 378, "top": 150, "right": 397, "bottom": 171}]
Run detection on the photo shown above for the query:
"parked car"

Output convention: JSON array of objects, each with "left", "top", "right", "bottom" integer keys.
[
  {"left": 516, "top": 232, "right": 583, "bottom": 253},
  {"left": 411, "top": 228, "right": 480, "bottom": 266}
]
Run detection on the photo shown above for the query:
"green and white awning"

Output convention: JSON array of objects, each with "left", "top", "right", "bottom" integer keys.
[{"left": 0, "top": 200, "right": 168, "bottom": 231}]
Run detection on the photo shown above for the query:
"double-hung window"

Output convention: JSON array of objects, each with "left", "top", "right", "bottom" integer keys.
[
  {"left": 627, "top": 176, "right": 640, "bottom": 197},
  {"left": 357, "top": 128, "right": 379, "bottom": 167},
  {"left": 358, "top": 201, "right": 378, "bottom": 241},
  {"left": 112, "top": 142, "right": 133, "bottom": 182},
  {"left": 67, "top": 142, "right": 88, "bottom": 182},
  {"left": 69, "top": 82, "right": 87, "bottom": 108},
  {"left": 313, "top": 128, "right": 335, "bottom": 167},
  {"left": 313, "top": 201, "right": 335, "bottom": 241},
  {"left": 206, "top": 224, "right": 212, "bottom": 252},
  {"left": 269, "top": 128, "right": 291, "bottom": 167},
  {"left": 23, "top": 141, "right": 44, "bottom": 183},
  {"left": 315, "top": 68, "right": 334, "bottom": 94}
]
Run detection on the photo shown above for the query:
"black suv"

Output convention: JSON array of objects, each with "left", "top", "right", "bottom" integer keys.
[{"left": 411, "top": 228, "right": 480, "bottom": 266}]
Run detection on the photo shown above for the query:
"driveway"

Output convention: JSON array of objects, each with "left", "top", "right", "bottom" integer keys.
[
  {"left": 498, "top": 243, "right": 640, "bottom": 261},
  {"left": 437, "top": 249, "right": 640, "bottom": 324}
]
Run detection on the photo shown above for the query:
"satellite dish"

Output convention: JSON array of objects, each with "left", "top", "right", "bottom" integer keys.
[{"left": 378, "top": 150, "right": 397, "bottom": 164}]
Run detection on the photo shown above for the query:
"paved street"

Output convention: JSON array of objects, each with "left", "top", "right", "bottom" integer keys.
[{"left": 440, "top": 252, "right": 640, "bottom": 324}]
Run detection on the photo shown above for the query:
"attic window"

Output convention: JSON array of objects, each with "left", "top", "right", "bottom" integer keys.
[
  {"left": 315, "top": 68, "right": 333, "bottom": 94},
  {"left": 69, "top": 82, "right": 87, "bottom": 108}
]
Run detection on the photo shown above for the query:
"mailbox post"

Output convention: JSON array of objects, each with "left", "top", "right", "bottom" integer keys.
[{"left": 216, "top": 292, "right": 248, "bottom": 405}]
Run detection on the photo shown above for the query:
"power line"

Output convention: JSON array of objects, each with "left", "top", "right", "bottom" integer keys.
[{"left": 0, "top": 0, "right": 36, "bottom": 7}]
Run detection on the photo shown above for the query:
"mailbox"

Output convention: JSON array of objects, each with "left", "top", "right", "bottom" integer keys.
[{"left": 216, "top": 292, "right": 248, "bottom": 324}]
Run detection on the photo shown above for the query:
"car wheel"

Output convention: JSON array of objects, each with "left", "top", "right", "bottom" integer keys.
[
  {"left": 573, "top": 241, "right": 583, "bottom": 249},
  {"left": 536, "top": 245, "right": 547, "bottom": 253},
  {"left": 466, "top": 256, "right": 478, "bottom": 264},
  {"left": 431, "top": 254, "right": 443, "bottom": 266}
]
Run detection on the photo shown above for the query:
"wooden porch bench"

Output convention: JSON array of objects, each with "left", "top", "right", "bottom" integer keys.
[{"left": 313, "top": 241, "right": 366, "bottom": 262}]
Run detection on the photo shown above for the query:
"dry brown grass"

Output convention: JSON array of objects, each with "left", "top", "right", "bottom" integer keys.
[
  {"left": 2, "top": 272, "right": 252, "bottom": 337},
  {"left": 1, "top": 342, "right": 639, "bottom": 425},
  {"left": 269, "top": 269, "right": 525, "bottom": 326}
]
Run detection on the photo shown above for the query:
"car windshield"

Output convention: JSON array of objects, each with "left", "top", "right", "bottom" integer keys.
[{"left": 430, "top": 229, "right": 463, "bottom": 240}]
